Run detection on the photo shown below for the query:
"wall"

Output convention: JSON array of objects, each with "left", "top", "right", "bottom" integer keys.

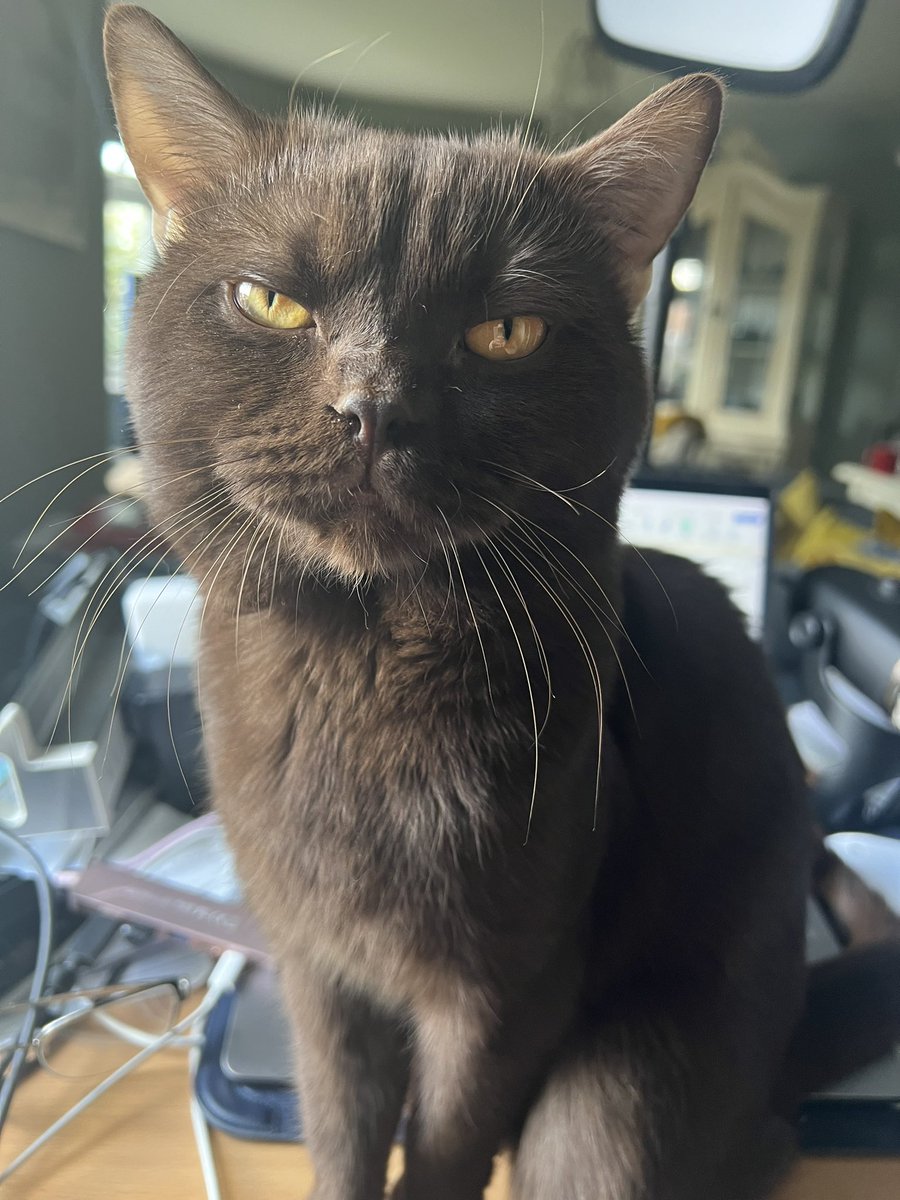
[
  {"left": 814, "top": 223, "right": 900, "bottom": 471},
  {"left": 0, "top": 0, "right": 109, "bottom": 693},
  {"left": 208, "top": 56, "right": 500, "bottom": 135},
  {"left": 0, "top": 0, "right": 110, "bottom": 548}
]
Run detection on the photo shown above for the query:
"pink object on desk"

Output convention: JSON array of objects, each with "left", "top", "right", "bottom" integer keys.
[{"left": 56, "top": 814, "right": 271, "bottom": 963}]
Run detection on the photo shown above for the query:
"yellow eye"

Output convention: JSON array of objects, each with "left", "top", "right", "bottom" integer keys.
[
  {"left": 464, "top": 315, "right": 547, "bottom": 361},
  {"left": 232, "top": 281, "right": 314, "bottom": 330}
]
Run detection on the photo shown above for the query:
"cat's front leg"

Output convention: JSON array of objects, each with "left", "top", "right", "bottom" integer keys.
[
  {"left": 279, "top": 958, "right": 411, "bottom": 1200},
  {"left": 401, "top": 947, "right": 581, "bottom": 1200}
]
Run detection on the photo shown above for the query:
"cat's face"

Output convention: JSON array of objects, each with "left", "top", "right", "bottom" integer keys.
[{"left": 105, "top": 6, "right": 721, "bottom": 591}]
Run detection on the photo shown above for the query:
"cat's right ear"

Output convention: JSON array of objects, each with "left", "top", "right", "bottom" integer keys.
[
  {"left": 555, "top": 74, "right": 724, "bottom": 312},
  {"left": 104, "top": 5, "right": 256, "bottom": 248}
]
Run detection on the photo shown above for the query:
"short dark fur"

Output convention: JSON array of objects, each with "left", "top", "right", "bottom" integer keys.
[{"left": 104, "top": 9, "right": 900, "bottom": 1198}]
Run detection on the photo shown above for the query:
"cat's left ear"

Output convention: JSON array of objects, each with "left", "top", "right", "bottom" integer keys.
[
  {"left": 556, "top": 74, "right": 723, "bottom": 311},
  {"left": 104, "top": 5, "right": 258, "bottom": 248}
]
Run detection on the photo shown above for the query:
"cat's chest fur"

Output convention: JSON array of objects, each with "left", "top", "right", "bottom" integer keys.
[{"left": 201, "top": 586, "right": 610, "bottom": 1005}]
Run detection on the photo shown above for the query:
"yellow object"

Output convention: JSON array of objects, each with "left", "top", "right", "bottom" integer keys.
[
  {"left": 786, "top": 506, "right": 900, "bottom": 580},
  {"left": 776, "top": 469, "right": 900, "bottom": 579},
  {"left": 778, "top": 469, "right": 820, "bottom": 531}
]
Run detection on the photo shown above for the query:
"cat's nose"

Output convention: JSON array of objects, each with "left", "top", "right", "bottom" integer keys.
[{"left": 331, "top": 391, "right": 410, "bottom": 460}]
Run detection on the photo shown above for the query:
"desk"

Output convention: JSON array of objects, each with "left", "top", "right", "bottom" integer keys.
[{"left": 2, "top": 1036, "right": 899, "bottom": 1199}]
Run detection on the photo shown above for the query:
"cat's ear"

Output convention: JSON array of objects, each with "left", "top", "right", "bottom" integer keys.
[
  {"left": 104, "top": 5, "right": 256, "bottom": 248},
  {"left": 557, "top": 74, "right": 723, "bottom": 311}
]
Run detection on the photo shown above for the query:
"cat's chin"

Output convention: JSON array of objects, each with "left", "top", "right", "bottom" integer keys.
[
  {"left": 228, "top": 478, "right": 502, "bottom": 589},
  {"left": 280, "top": 506, "right": 441, "bottom": 587}
]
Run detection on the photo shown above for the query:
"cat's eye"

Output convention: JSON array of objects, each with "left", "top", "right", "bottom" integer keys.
[
  {"left": 232, "top": 281, "right": 314, "bottom": 330},
  {"left": 464, "top": 316, "right": 547, "bottom": 361}
]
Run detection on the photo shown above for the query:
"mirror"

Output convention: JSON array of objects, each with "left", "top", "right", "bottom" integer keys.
[{"left": 594, "top": 0, "right": 865, "bottom": 90}]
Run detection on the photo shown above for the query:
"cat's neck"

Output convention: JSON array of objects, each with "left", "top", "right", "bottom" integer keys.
[{"left": 259, "top": 531, "right": 626, "bottom": 683}]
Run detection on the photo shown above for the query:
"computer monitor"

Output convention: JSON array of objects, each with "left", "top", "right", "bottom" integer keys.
[{"left": 618, "top": 477, "right": 773, "bottom": 639}]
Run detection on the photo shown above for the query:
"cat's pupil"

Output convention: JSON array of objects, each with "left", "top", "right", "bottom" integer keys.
[
  {"left": 267, "top": 290, "right": 276, "bottom": 308},
  {"left": 502, "top": 318, "right": 514, "bottom": 341}
]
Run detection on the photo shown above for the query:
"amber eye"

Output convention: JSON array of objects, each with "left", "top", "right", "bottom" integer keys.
[
  {"left": 464, "top": 315, "right": 547, "bottom": 361},
  {"left": 232, "top": 281, "right": 314, "bottom": 330}
]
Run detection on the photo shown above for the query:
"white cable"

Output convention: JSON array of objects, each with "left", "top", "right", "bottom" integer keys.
[
  {"left": 0, "top": 951, "right": 246, "bottom": 1184},
  {"left": 92, "top": 1001, "right": 200, "bottom": 1050},
  {"left": 188, "top": 1041, "right": 221, "bottom": 1200},
  {"left": 181, "top": 951, "right": 248, "bottom": 1200}
]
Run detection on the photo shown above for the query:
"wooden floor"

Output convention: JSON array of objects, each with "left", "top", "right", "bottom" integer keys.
[{"left": 2, "top": 1041, "right": 898, "bottom": 1198}]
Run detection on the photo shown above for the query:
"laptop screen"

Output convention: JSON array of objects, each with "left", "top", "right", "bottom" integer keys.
[{"left": 618, "top": 480, "right": 772, "bottom": 639}]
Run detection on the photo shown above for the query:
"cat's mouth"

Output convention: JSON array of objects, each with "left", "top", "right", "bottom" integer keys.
[
  {"left": 212, "top": 446, "right": 511, "bottom": 585},
  {"left": 227, "top": 474, "right": 503, "bottom": 586}
]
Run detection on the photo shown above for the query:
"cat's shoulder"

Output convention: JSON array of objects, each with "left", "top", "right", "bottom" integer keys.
[
  {"left": 617, "top": 544, "right": 773, "bottom": 702},
  {"left": 619, "top": 544, "right": 749, "bottom": 642}
]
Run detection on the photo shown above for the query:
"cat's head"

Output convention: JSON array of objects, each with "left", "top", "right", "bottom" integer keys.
[{"left": 104, "top": 6, "right": 721, "bottom": 593}]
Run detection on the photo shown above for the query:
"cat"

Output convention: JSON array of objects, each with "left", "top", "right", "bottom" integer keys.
[{"left": 103, "top": 7, "right": 900, "bottom": 1198}]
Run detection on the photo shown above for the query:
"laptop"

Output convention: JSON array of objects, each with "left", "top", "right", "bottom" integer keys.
[{"left": 618, "top": 474, "right": 773, "bottom": 639}]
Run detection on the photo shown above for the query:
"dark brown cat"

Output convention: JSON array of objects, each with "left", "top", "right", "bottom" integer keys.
[{"left": 103, "top": 8, "right": 900, "bottom": 1198}]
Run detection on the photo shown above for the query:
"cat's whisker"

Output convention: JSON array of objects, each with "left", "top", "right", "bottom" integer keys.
[
  {"left": 268, "top": 513, "right": 289, "bottom": 617},
  {"left": 434, "top": 528, "right": 461, "bottom": 633},
  {"left": 118, "top": 506, "right": 248, "bottom": 787},
  {"left": 255, "top": 517, "right": 279, "bottom": 615},
  {"left": 147, "top": 250, "right": 215, "bottom": 325},
  {"left": 44, "top": 489, "right": 233, "bottom": 754},
  {"left": 234, "top": 518, "right": 270, "bottom": 657},
  {"left": 329, "top": 31, "right": 392, "bottom": 111},
  {"left": 97, "top": 499, "right": 239, "bottom": 770},
  {"left": 512, "top": 509, "right": 649, "bottom": 698},
  {"left": 486, "top": 461, "right": 580, "bottom": 514},
  {"left": 471, "top": 518, "right": 552, "bottom": 736},
  {"left": 472, "top": 540, "right": 541, "bottom": 844},
  {"left": 556, "top": 455, "right": 618, "bottom": 493},
  {"left": 101, "top": 488, "right": 234, "bottom": 695},
  {"left": 11, "top": 454, "right": 150, "bottom": 573},
  {"left": 13, "top": 454, "right": 233, "bottom": 594},
  {"left": 437, "top": 508, "right": 495, "bottom": 713},
  {"left": 165, "top": 513, "right": 244, "bottom": 784},
  {"left": 501, "top": 501, "right": 632, "bottom": 651},
  {"left": 491, "top": 0, "right": 545, "bottom": 236},
  {"left": 504, "top": 68, "right": 679, "bottom": 232},
  {"left": 504, "top": 521, "right": 639, "bottom": 728},
  {"left": 184, "top": 282, "right": 216, "bottom": 316},
  {"left": 164, "top": 509, "right": 253, "bottom": 804},
  {"left": 288, "top": 40, "right": 360, "bottom": 111},
  {"left": 556, "top": 497, "right": 678, "bottom": 632},
  {"left": 6, "top": 452, "right": 131, "bottom": 561},
  {"left": 487, "top": 461, "right": 678, "bottom": 628},
  {"left": 0, "top": 436, "right": 219, "bottom": 518},
  {"left": 195, "top": 511, "right": 258, "bottom": 713},
  {"left": 496, "top": 531, "right": 606, "bottom": 832},
  {"left": 397, "top": 548, "right": 432, "bottom": 621},
  {"left": 192, "top": 512, "right": 265, "bottom": 768},
  {"left": 22, "top": 495, "right": 145, "bottom": 595}
]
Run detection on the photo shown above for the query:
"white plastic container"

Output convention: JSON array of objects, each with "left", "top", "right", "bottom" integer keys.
[{"left": 121, "top": 575, "right": 201, "bottom": 671}]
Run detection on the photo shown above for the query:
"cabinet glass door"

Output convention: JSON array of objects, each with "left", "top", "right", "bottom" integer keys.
[
  {"left": 721, "top": 218, "right": 789, "bottom": 413},
  {"left": 657, "top": 220, "right": 709, "bottom": 405}
]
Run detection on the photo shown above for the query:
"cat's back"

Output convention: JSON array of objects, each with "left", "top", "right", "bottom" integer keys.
[{"left": 588, "top": 547, "right": 812, "bottom": 1011}]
